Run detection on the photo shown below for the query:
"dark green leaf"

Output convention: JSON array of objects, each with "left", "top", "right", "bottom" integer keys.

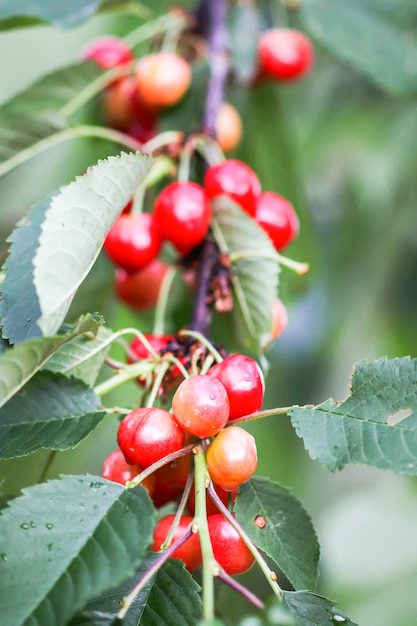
[
  {"left": 212, "top": 197, "right": 279, "bottom": 357},
  {"left": 0, "top": 476, "right": 156, "bottom": 626},
  {"left": 235, "top": 477, "right": 319, "bottom": 591},
  {"left": 283, "top": 591, "right": 359, "bottom": 626},
  {"left": 0, "top": 371, "right": 104, "bottom": 459},
  {"left": 0, "top": 314, "right": 100, "bottom": 406},
  {"left": 229, "top": 4, "right": 263, "bottom": 84},
  {"left": 300, "top": 0, "right": 417, "bottom": 94},
  {"left": 290, "top": 357, "right": 417, "bottom": 474},
  {"left": 44, "top": 326, "right": 114, "bottom": 385},
  {"left": 0, "top": 0, "right": 102, "bottom": 29}
]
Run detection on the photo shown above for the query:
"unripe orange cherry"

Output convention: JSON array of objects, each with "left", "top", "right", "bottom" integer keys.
[
  {"left": 206, "top": 426, "right": 258, "bottom": 491},
  {"left": 215, "top": 103, "right": 243, "bottom": 153},
  {"left": 135, "top": 52, "right": 192, "bottom": 109}
]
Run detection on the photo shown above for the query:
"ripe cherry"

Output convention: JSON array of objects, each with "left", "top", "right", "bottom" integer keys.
[
  {"left": 128, "top": 334, "right": 174, "bottom": 363},
  {"left": 102, "top": 75, "right": 157, "bottom": 134},
  {"left": 115, "top": 259, "right": 169, "bottom": 311},
  {"left": 172, "top": 375, "right": 229, "bottom": 438},
  {"left": 215, "top": 103, "right": 243, "bottom": 153},
  {"left": 206, "top": 426, "right": 258, "bottom": 491},
  {"left": 135, "top": 52, "right": 191, "bottom": 109},
  {"left": 258, "top": 28, "right": 314, "bottom": 82},
  {"left": 204, "top": 160, "right": 261, "bottom": 217},
  {"left": 254, "top": 191, "right": 299, "bottom": 251},
  {"left": 208, "top": 514, "right": 255, "bottom": 575},
  {"left": 152, "top": 514, "right": 202, "bottom": 571},
  {"left": 153, "top": 182, "right": 212, "bottom": 253},
  {"left": 117, "top": 407, "right": 185, "bottom": 468},
  {"left": 101, "top": 449, "right": 155, "bottom": 495},
  {"left": 208, "top": 354, "right": 265, "bottom": 421},
  {"left": 104, "top": 213, "right": 162, "bottom": 273},
  {"left": 271, "top": 297, "right": 288, "bottom": 339},
  {"left": 82, "top": 36, "right": 133, "bottom": 69}
]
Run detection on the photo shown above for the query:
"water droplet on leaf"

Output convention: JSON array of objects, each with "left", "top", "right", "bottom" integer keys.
[
  {"left": 46, "top": 523, "right": 54, "bottom": 530},
  {"left": 332, "top": 615, "right": 347, "bottom": 624},
  {"left": 1, "top": 553, "right": 8, "bottom": 561},
  {"left": 20, "top": 523, "right": 29, "bottom": 530}
]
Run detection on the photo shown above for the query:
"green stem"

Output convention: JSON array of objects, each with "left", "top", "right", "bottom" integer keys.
[
  {"left": 94, "top": 360, "right": 155, "bottom": 397},
  {"left": 179, "top": 329, "right": 224, "bottom": 363},
  {"left": 0, "top": 124, "right": 142, "bottom": 179},
  {"left": 229, "top": 406, "right": 294, "bottom": 425},
  {"left": 142, "top": 130, "right": 184, "bottom": 155},
  {"left": 153, "top": 266, "right": 178, "bottom": 336},
  {"left": 276, "top": 253, "right": 309, "bottom": 276},
  {"left": 229, "top": 250, "right": 309, "bottom": 276},
  {"left": 145, "top": 361, "right": 170, "bottom": 407},
  {"left": 194, "top": 447, "right": 217, "bottom": 622},
  {"left": 162, "top": 354, "right": 190, "bottom": 380},
  {"left": 38, "top": 450, "right": 57, "bottom": 483},
  {"left": 163, "top": 469, "right": 194, "bottom": 548},
  {"left": 123, "top": 11, "right": 187, "bottom": 49}
]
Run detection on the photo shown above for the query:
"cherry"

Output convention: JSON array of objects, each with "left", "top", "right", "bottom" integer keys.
[
  {"left": 117, "top": 407, "right": 185, "bottom": 468},
  {"left": 135, "top": 52, "right": 192, "bottom": 109},
  {"left": 258, "top": 29, "right": 314, "bottom": 82},
  {"left": 101, "top": 449, "right": 156, "bottom": 495},
  {"left": 271, "top": 297, "right": 288, "bottom": 339},
  {"left": 104, "top": 213, "right": 162, "bottom": 273},
  {"left": 152, "top": 514, "right": 202, "bottom": 571},
  {"left": 115, "top": 259, "right": 169, "bottom": 311},
  {"left": 153, "top": 182, "right": 212, "bottom": 253},
  {"left": 204, "top": 160, "right": 261, "bottom": 217},
  {"left": 128, "top": 334, "right": 174, "bottom": 363},
  {"left": 172, "top": 375, "right": 229, "bottom": 438},
  {"left": 208, "top": 514, "right": 255, "bottom": 575},
  {"left": 82, "top": 36, "right": 133, "bottom": 69},
  {"left": 206, "top": 426, "right": 258, "bottom": 491},
  {"left": 102, "top": 75, "right": 157, "bottom": 134},
  {"left": 187, "top": 481, "right": 233, "bottom": 518},
  {"left": 207, "top": 354, "right": 265, "bottom": 421},
  {"left": 254, "top": 191, "right": 299, "bottom": 251},
  {"left": 215, "top": 103, "right": 243, "bottom": 153}
]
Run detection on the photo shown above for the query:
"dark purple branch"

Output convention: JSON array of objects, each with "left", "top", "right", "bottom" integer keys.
[
  {"left": 202, "top": 0, "right": 229, "bottom": 136},
  {"left": 189, "top": 238, "right": 219, "bottom": 335}
]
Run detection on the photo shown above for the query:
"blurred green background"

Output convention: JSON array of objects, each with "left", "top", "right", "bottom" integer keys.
[{"left": 0, "top": 7, "right": 417, "bottom": 626}]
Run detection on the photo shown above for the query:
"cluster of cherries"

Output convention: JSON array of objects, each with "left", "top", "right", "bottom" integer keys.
[{"left": 102, "top": 352, "right": 264, "bottom": 575}]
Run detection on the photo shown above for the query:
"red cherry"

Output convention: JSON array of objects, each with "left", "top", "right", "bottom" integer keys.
[
  {"left": 153, "top": 182, "right": 212, "bottom": 253},
  {"left": 82, "top": 36, "right": 133, "bottom": 69},
  {"left": 271, "top": 297, "right": 288, "bottom": 339},
  {"left": 101, "top": 449, "right": 155, "bottom": 494},
  {"left": 104, "top": 213, "right": 162, "bottom": 273},
  {"left": 135, "top": 53, "right": 192, "bottom": 109},
  {"left": 128, "top": 334, "right": 174, "bottom": 363},
  {"left": 207, "top": 354, "right": 265, "bottom": 421},
  {"left": 117, "top": 407, "right": 185, "bottom": 467},
  {"left": 152, "top": 514, "right": 202, "bottom": 571},
  {"left": 206, "top": 426, "right": 258, "bottom": 491},
  {"left": 254, "top": 191, "right": 299, "bottom": 251},
  {"left": 258, "top": 29, "right": 314, "bottom": 82},
  {"left": 204, "top": 160, "right": 261, "bottom": 217},
  {"left": 115, "top": 259, "right": 169, "bottom": 311},
  {"left": 172, "top": 375, "right": 230, "bottom": 438},
  {"left": 208, "top": 514, "right": 255, "bottom": 575}
]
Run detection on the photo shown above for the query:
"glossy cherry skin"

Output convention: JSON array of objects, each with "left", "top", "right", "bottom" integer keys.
[
  {"left": 208, "top": 514, "right": 255, "bottom": 575},
  {"left": 104, "top": 213, "right": 162, "bottom": 273},
  {"left": 101, "top": 449, "right": 155, "bottom": 494},
  {"left": 115, "top": 258, "right": 169, "bottom": 311},
  {"left": 82, "top": 36, "right": 133, "bottom": 69},
  {"left": 117, "top": 407, "right": 185, "bottom": 468},
  {"left": 154, "top": 182, "right": 212, "bottom": 253},
  {"left": 215, "top": 103, "right": 243, "bottom": 153},
  {"left": 207, "top": 354, "right": 265, "bottom": 421},
  {"left": 206, "top": 426, "right": 258, "bottom": 491},
  {"left": 254, "top": 191, "right": 299, "bottom": 251},
  {"left": 128, "top": 334, "right": 174, "bottom": 362},
  {"left": 172, "top": 375, "right": 230, "bottom": 439},
  {"left": 258, "top": 28, "right": 314, "bottom": 82},
  {"left": 271, "top": 297, "right": 288, "bottom": 339},
  {"left": 103, "top": 75, "right": 157, "bottom": 134},
  {"left": 135, "top": 53, "right": 191, "bottom": 109},
  {"left": 204, "top": 160, "right": 261, "bottom": 217},
  {"left": 152, "top": 514, "right": 202, "bottom": 571}
]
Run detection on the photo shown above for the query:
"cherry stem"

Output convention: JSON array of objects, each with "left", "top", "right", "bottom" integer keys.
[
  {"left": 126, "top": 443, "right": 196, "bottom": 489},
  {"left": 163, "top": 469, "right": 194, "bottom": 549},
  {"left": 38, "top": 450, "right": 57, "bottom": 484},
  {"left": 229, "top": 406, "right": 295, "bottom": 426},
  {"left": 202, "top": 0, "right": 230, "bottom": 136},
  {"left": 218, "top": 568, "right": 265, "bottom": 610},
  {"left": 179, "top": 328, "right": 223, "bottom": 363},
  {"left": 145, "top": 361, "right": 171, "bottom": 407},
  {"left": 153, "top": 266, "right": 178, "bottom": 337}
]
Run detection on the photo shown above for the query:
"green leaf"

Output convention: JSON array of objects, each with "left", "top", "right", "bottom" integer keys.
[
  {"left": 0, "top": 0, "right": 104, "bottom": 29},
  {"left": 0, "top": 314, "right": 100, "bottom": 407},
  {"left": 70, "top": 612, "right": 119, "bottom": 626},
  {"left": 44, "top": 326, "right": 114, "bottom": 386},
  {"left": 283, "top": 591, "right": 359, "bottom": 626},
  {"left": 289, "top": 357, "right": 417, "bottom": 474},
  {"left": 235, "top": 477, "right": 319, "bottom": 591},
  {"left": 212, "top": 197, "right": 279, "bottom": 356},
  {"left": 229, "top": 4, "right": 263, "bottom": 84},
  {"left": 300, "top": 0, "right": 417, "bottom": 94},
  {"left": 0, "top": 476, "right": 156, "bottom": 626},
  {"left": 0, "top": 371, "right": 104, "bottom": 459},
  {"left": 79, "top": 555, "right": 201, "bottom": 626}
]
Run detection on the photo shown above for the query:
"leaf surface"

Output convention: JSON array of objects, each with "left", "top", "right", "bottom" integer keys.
[
  {"left": 0, "top": 314, "right": 100, "bottom": 407},
  {"left": 212, "top": 198, "right": 279, "bottom": 356},
  {"left": 300, "top": 0, "right": 417, "bottom": 94},
  {"left": 283, "top": 591, "right": 359, "bottom": 626},
  {"left": 0, "top": 371, "right": 104, "bottom": 459},
  {"left": 235, "top": 477, "right": 319, "bottom": 591},
  {"left": 0, "top": 476, "right": 155, "bottom": 626},
  {"left": 290, "top": 357, "right": 417, "bottom": 474}
]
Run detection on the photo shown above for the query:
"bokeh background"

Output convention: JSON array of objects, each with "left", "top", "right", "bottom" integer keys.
[{"left": 0, "top": 6, "right": 416, "bottom": 625}]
